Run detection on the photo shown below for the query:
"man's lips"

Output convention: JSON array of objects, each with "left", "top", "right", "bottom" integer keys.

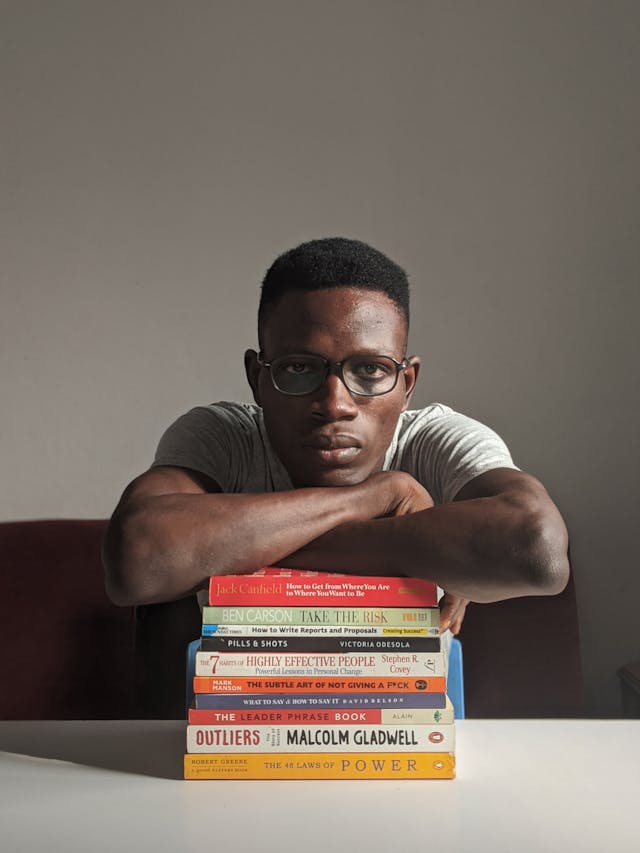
[
  {"left": 303, "top": 433, "right": 362, "bottom": 450},
  {"left": 301, "top": 433, "right": 362, "bottom": 465}
]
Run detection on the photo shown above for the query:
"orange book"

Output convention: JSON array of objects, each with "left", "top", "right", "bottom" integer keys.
[
  {"left": 184, "top": 751, "right": 455, "bottom": 779},
  {"left": 193, "top": 676, "right": 446, "bottom": 694}
]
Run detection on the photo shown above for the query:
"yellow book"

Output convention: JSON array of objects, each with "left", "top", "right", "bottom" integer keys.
[{"left": 184, "top": 751, "right": 455, "bottom": 779}]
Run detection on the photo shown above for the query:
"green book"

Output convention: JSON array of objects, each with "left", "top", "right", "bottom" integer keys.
[{"left": 201, "top": 606, "right": 439, "bottom": 628}]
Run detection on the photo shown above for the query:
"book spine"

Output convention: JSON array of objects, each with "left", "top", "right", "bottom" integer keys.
[
  {"left": 186, "top": 724, "right": 455, "bottom": 753},
  {"left": 193, "top": 692, "right": 448, "bottom": 709},
  {"left": 194, "top": 651, "right": 445, "bottom": 677},
  {"left": 202, "top": 606, "right": 439, "bottom": 627},
  {"left": 188, "top": 703, "right": 455, "bottom": 725},
  {"left": 193, "top": 676, "right": 446, "bottom": 694},
  {"left": 208, "top": 574, "right": 438, "bottom": 607},
  {"left": 201, "top": 624, "right": 439, "bottom": 637},
  {"left": 184, "top": 751, "right": 455, "bottom": 779},
  {"left": 199, "top": 635, "right": 441, "bottom": 652}
]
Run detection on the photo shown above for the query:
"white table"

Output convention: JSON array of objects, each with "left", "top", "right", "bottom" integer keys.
[{"left": 0, "top": 719, "right": 638, "bottom": 853}]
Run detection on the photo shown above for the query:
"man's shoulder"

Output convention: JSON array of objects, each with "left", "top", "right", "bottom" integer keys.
[
  {"left": 391, "top": 402, "right": 517, "bottom": 503},
  {"left": 395, "top": 402, "right": 513, "bottom": 453},
  {"left": 153, "top": 401, "right": 263, "bottom": 464},
  {"left": 194, "top": 400, "right": 261, "bottom": 418},
  {"left": 180, "top": 401, "right": 263, "bottom": 431},
  {"left": 396, "top": 403, "right": 461, "bottom": 438},
  {"left": 153, "top": 400, "right": 286, "bottom": 492},
  {"left": 385, "top": 404, "right": 458, "bottom": 469},
  {"left": 390, "top": 401, "right": 514, "bottom": 467},
  {"left": 399, "top": 402, "right": 456, "bottom": 425}
]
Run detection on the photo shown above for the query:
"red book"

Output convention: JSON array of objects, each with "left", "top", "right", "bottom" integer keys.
[{"left": 208, "top": 568, "right": 437, "bottom": 607}]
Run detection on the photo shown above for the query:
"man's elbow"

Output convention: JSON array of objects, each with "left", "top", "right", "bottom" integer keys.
[
  {"left": 523, "top": 514, "right": 570, "bottom": 596},
  {"left": 102, "top": 513, "right": 157, "bottom": 607},
  {"left": 104, "top": 565, "right": 141, "bottom": 608}
]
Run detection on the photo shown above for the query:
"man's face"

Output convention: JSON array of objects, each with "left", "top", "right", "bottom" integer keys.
[{"left": 246, "top": 287, "right": 420, "bottom": 488}]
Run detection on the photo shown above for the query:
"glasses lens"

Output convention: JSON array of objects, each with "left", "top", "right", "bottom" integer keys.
[
  {"left": 270, "top": 355, "right": 327, "bottom": 395},
  {"left": 343, "top": 356, "right": 399, "bottom": 396}
]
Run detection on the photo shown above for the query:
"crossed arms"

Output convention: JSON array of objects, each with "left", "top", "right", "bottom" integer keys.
[{"left": 103, "top": 465, "right": 570, "bottom": 632}]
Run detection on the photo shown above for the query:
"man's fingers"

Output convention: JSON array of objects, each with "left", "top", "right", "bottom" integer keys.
[
  {"left": 439, "top": 596, "right": 457, "bottom": 632},
  {"left": 439, "top": 594, "right": 469, "bottom": 635},
  {"left": 450, "top": 613, "right": 464, "bottom": 635},
  {"left": 450, "top": 600, "right": 469, "bottom": 635}
]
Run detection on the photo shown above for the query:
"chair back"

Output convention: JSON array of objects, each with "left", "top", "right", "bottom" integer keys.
[
  {"left": 0, "top": 520, "right": 136, "bottom": 719},
  {"left": 457, "top": 570, "right": 584, "bottom": 717}
]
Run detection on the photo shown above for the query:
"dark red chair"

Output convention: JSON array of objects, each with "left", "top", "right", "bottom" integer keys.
[
  {"left": 0, "top": 520, "right": 136, "bottom": 719},
  {"left": 458, "top": 571, "right": 585, "bottom": 717}
]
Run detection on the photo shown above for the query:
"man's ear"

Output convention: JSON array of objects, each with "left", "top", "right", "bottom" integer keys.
[
  {"left": 244, "top": 349, "right": 262, "bottom": 406},
  {"left": 401, "top": 355, "right": 421, "bottom": 412}
]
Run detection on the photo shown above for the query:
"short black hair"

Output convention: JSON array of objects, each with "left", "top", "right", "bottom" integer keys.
[{"left": 258, "top": 237, "right": 410, "bottom": 341}]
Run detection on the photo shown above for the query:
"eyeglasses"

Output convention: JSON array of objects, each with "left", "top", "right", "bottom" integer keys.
[{"left": 257, "top": 352, "right": 409, "bottom": 397}]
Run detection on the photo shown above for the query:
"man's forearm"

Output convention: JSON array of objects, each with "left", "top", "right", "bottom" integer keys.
[
  {"left": 103, "top": 470, "right": 419, "bottom": 606},
  {"left": 282, "top": 474, "right": 570, "bottom": 603},
  {"left": 105, "top": 490, "right": 358, "bottom": 606}
]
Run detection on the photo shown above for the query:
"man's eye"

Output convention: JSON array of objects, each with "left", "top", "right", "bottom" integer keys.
[
  {"left": 283, "top": 361, "right": 312, "bottom": 374},
  {"left": 352, "top": 361, "right": 391, "bottom": 378}
]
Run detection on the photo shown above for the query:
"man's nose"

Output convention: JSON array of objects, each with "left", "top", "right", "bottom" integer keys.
[{"left": 310, "top": 372, "right": 359, "bottom": 419}]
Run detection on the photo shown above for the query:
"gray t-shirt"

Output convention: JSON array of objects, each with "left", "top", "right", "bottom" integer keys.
[{"left": 152, "top": 401, "right": 518, "bottom": 504}]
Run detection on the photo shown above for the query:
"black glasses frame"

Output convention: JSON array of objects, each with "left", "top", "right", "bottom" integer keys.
[{"left": 257, "top": 352, "right": 410, "bottom": 397}]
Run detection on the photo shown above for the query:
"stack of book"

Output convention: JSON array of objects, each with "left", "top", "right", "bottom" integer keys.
[{"left": 183, "top": 568, "right": 455, "bottom": 779}]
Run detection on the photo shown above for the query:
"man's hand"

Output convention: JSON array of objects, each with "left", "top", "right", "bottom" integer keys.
[
  {"left": 439, "top": 592, "right": 469, "bottom": 635},
  {"left": 384, "top": 476, "right": 468, "bottom": 634},
  {"left": 369, "top": 470, "right": 434, "bottom": 517},
  {"left": 378, "top": 474, "right": 464, "bottom": 633}
]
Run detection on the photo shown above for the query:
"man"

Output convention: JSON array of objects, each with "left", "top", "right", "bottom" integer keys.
[{"left": 104, "top": 237, "right": 569, "bottom": 639}]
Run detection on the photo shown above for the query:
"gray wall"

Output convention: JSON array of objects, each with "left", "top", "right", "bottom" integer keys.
[{"left": 2, "top": 1, "right": 638, "bottom": 716}]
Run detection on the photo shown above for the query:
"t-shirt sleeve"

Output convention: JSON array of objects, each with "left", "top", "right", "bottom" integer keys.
[
  {"left": 152, "top": 404, "right": 254, "bottom": 492},
  {"left": 397, "top": 406, "right": 519, "bottom": 504}
]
